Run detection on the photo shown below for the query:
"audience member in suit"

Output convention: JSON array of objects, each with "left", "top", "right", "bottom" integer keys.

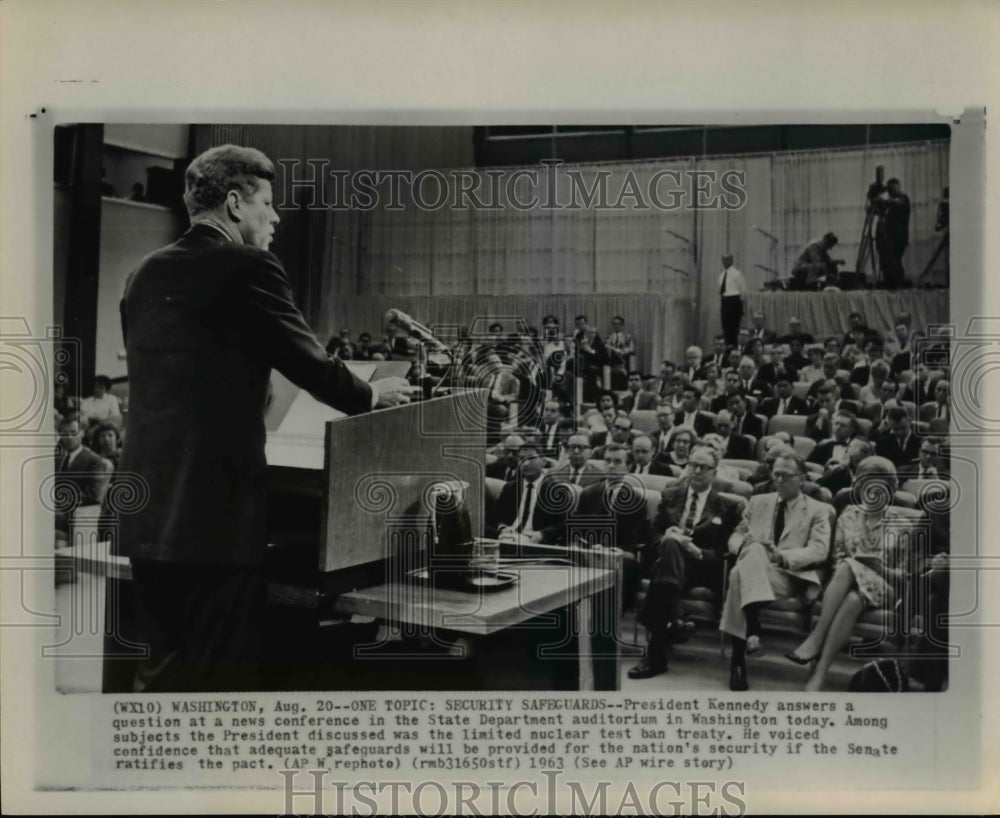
[
  {"left": 621, "top": 370, "right": 659, "bottom": 413},
  {"left": 55, "top": 415, "right": 111, "bottom": 532},
  {"left": 713, "top": 411, "right": 756, "bottom": 461},
  {"left": 546, "top": 432, "right": 606, "bottom": 488},
  {"left": 592, "top": 414, "right": 634, "bottom": 460},
  {"left": 114, "top": 145, "right": 411, "bottom": 692},
  {"left": 778, "top": 317, "right": 815, "bottom": 346},
  {"left": 806, "top": 353, "right": 843, "bottom": 400},
  {"left": 834, "top": 371, "right": 861, "bottom": 402},
  {"left": 890, "top": 323, "right": 915, "bottom": 374},
  {"left": 628, "top": 444, "right": 744, "bottom": 679},
  {"left": 919, "top": 379, "right": 950, "bottom": 423},
  {"left": 629, "top": 434, "right": 675, "bottom": 477},
  {"left": 490, "top": 443, "right": 569, "bottom": 543},
  {"left": 840, "top": 312, "right": 867, "bottom": 347},
  {"left": 805, "top": 382, "right": 861, "bottom": 441},
  {"left": 816, "top": 436, "right": 874, "bottom": 495},
  {"left": 726, "top": 393, "right": 764, "bottom": 440},
  {"left": 784, "top": 337, "right": 811, "bottom": 374},
  {"left": 749, "top": 311, "right": 777, "bottom": 345},
  {"left": 736, "top": 356, "right": 773, "bottom": 401},
  {"left": 759, "top": 377, "right": 809, "bottom": 418},
  {"left": 747, "top": 437, "right": 792, "bottom": 486},
  {"left": 680, "top": 345, "right": 708, "bottom": 383},
  {"left": 710, "top": 370, "right": 744, "bottom": 414},
  {"left": 587, "top": 406, "right": 619, "bottom": 450},
  {"left": 787, "top": 457, "right": 912, "bottom": 690},
  {"left": 874, "top": 406, "right": 921, "bottom": 467},
  {"left": 899, "top": 362, "right": 939, "bottom": 406},
  {"left": 571, "top": 444, "right": 650, "bottom": 609},
  {"left": 655, "top": 360, "right": 677, "bottom": 401},
  {"left": 486, "top": 434, "right": 526, "bottom": 482},
  {"left": 707, "top": 335, "right": 730, "bottom": 370},
  {"left": 897, "top": 437, "right": 949, "bottom": 483},
  {"left": 660, "top": 373, "right": 688, "bottom": 413},
  {"left": 721, "top": 453, "right": 832, "bottom": 691},
  {"left": 648, "top": 407, "right": 676, "bottom": 458},
  {"left": 536, "top": 400, "right": 575, "bottom": 458},
  {"left": 673, "top": 385, "right": 715, "bottom": 437},
  {"left": 807, "top": 409, "right": 859, "bottom": 466}
]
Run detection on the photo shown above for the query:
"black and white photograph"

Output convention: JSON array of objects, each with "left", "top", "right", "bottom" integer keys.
[{"left": 2, "top": 1, "right": 997, "bottom": 814}]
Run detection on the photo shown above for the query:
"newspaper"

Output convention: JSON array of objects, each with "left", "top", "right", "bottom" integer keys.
[{"left": 1, "top": 1, "right": 997, "bottom": 814}]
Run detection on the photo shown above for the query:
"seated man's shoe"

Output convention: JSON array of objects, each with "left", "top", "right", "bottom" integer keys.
[
  {"left": 729, "top": 664, "right": 749, "bottom": 692},
  {"left": 628, "top": 657, "right": 668, "bottom": 680}
]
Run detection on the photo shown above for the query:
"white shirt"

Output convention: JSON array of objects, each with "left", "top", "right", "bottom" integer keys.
[
  {"left": 719, "top": 265, "right": 748, "bottom": 297},
  {"left": 682, "top": 487, "right": 712, "bottom": 530},
  {"left": 80, "top": 393, "right": 121, "bottom": 424}
]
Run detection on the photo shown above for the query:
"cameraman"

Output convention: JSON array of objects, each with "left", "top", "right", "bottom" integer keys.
[{"left": 873, "top": 177, "right": 911, "bottom": 288}]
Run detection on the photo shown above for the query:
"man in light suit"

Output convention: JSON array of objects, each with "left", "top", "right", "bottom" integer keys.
[
  {"left": 629, "top": 445, "right": 743, "bottom": 679},
  {"left": 116, "top": 145, "right": 410, "bottom": 692},
  {"left": 721, "top": 452, "right": 832, "bottom": 690}
]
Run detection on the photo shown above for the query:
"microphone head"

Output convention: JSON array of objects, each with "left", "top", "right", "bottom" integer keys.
[{"left": 386, "top": 309, "right": 399, "bottom": 323}]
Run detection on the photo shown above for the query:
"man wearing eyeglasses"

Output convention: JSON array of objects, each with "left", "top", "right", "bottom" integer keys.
[
  {"left": 721, "top": 452, "right": 831, "bottom": 691},
  {"left": 546, "top": 433, "right": 605, "bottom": 488},
  {"left": 488, "top": 443, "right": 567, "bottom": 544},
  {"left": 592, "top": 415, "right": 635, "bottom": 461},
  {"left": 629, "top": 444, "right": 743, "bottom": 679},
  {"left": 485, "top": 434, "right": 527, "bottom": 482}
]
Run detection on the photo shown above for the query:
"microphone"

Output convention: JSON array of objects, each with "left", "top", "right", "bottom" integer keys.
[{"left": 386, "top": 309, "right": 448, "bottom": 351}]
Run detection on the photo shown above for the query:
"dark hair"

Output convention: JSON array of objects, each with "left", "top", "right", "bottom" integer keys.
[
  {"left": 886, "top": 177, "right": 900, "bottom": 187},
  {"left": 612, "top": 315, "right": 625, "bottom": 323},
  {"left": 183, "top": 144, "right": 275, "bottom": 217},
  {"left": 604, "top": 442, "right": 630, "bottom": 457},
  {"left": 597, "top": 390, "right": 620, "bottom": 409},
  {"left": 627, "top": 369, "right": 643, "bottom": 378},
  {"left": 574, "top": 314, "right": 587, "bottom": 323},
  {"left": 823, "top": 231, "right": 839, "bottom": 245},
  {"left": 359, "top": 332, "right": 371, "bottom": 342},
  {"left": 541, "top": 314, "right": 559, "bottom": 325},
  {"left": 93, "top": 375, "right": 112, "bottom": 391},
  {"left": 682, "top": 385, "right": 703, "bottom": 400},
  {"left": 886, "top": 406, "right": 910, "bottom": 423},
  {"left": 488, "top": 322, "right": 503, "bottom": 333}
]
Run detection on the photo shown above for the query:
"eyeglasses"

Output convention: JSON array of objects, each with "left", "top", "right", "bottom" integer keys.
[
  {"left": 566, "top": 444, "right": 588, "bottom": 451},
  {"left": 613, "top": 425, "right": 632, "bottom": 432},
  {"left": 688, "top": 461, "right": 716, "bottom": 472},
  {"left": 771, "top": 470, "right": 802, "bottom": 481}
]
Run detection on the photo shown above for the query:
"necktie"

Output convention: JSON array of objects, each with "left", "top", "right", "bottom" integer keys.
[
  {"left": 505, "top": 466, "right": 516, "bottom": 482},
  {"left": 572, "top": 469, "right": 581, "bottom": 485},
  {"left": 517, "top": 481, "right": 534, "bottom": 532},
  {"left": 682, "top": 491, "right": 699, "bottom": 532},
  {"left": 720, "top": 268, "right": 728, "bottom": 296},
  {"left": 659, "top": 435, "right": 669, "bottom": 453},
  {"left": 773, "top": 499, "right": 786, "bottom": 544},
  {"left": 58, "top": 451, "right": 69, "bottom": 472},
  {"left": 779, "top": 399, "right": 787, "bottom": 415}
]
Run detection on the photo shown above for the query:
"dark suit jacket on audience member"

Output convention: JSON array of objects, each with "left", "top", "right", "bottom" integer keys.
[
  {"left": 489, "top": 476, "right": 571, "bottom": 543},
  {"left": 731, "top": 413, "right": 764, "bottom": 440},
  {"left": 572, "top": 480, "right": 651, "bottom": 555},
  {"left": 485, "top": 459, "right": 519, "bottom": 482},
  {"left": 874, "top": 432, "right": 922, "bottom": 468},
  {"left": 759, "top": 395, "right": 809, "bottom": 418},
  {"left": 545, "top": 461, "right": 606, "bottom": 488},
  {"left": 117, "top": 223, "right": 374, "bottom": 566},
  {"left": 722, "top": 434, "right": 756, "bottom": 461},
  {"left": 673, "top": 410, "right": 716, "bottom": 437}
]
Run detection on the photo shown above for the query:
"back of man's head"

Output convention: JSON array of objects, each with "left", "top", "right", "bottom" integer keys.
[{"left": 184, "top": 145, "right": 275, "bottom": 218}]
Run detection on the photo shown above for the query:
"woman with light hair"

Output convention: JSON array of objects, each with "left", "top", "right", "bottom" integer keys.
[
  {"left": 663, "top": 426, "right": 697, "bottom": 469},
  {"left": 786, "top": 456, "right": 912, "bottom": 690},
  {"left": 699, "top": 433, "right": 742, "bottom": 482}
]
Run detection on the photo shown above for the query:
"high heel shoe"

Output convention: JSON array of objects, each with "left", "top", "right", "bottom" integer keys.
[{"left": 785, "top": 650, "right": 818, "bottom": 665}]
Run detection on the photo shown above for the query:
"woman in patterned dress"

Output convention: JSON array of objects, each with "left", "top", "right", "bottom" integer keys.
[{"left": 786, "top": 456, "right": 911, "bottom": 690}]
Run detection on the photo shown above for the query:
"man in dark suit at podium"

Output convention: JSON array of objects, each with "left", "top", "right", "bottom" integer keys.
[{"left": 115, "top": 144, "right": 411, "bottom": 693}]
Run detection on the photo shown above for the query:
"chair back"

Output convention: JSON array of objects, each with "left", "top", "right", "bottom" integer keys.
[
  {"left": 767, "top": 414, "right": 808, "bottom": 437},
  {"left": 628, "top": 410, "right": 659, "bottom": 434},
  {"left": 636, "top": 473, "right": 679, "bottom": 494}
]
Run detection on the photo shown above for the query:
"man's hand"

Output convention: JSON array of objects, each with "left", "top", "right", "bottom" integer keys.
[
  {"left": 372, "top": 376, "right": 412, "bottom": 408},
  {"left": 769, "top": 549, "right": 787, "bottom": 568}
]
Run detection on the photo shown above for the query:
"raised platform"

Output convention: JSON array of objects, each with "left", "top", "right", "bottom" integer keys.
[{"left": 746, "top": 287, "right": 948, "bottom": 341}]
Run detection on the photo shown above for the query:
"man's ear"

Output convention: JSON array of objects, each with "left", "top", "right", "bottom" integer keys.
[{"left": 225, "top": 189, "right": 243, "bottom": 221}]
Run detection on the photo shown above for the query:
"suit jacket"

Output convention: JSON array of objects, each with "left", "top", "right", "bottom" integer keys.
[
  {"left": 739, "top": 376, "right": 774, "bottom": 400},
  {"left": 536, "top": 418, "right": 575, "bottom": 455},
  {"left": 572, "top": 479, "right": 651, "bottom": 554},
  {"left": 900, "top": 378, "right": 939, "bottom": 406},
  {"left": 897, "top": 460, "right": 949, "bottom": 484},
  {"left": 485, "top": 459, "right": 519, "bottom": 482},
  {"left": 622, "top": 390, "right": 658, "bottom": 413},
  {"left": 750, "top": 328, "right": 778, "bottom": 345},
  {"left": 731, "top": 412, "right": 764, "bottom": 440},
  {"left": 117, "top": 224, "right": 373, "bottom": 565},
  {"left": 710, "top": 391, "right": 743, "bottom": 414},
  {"left": 758, "top": 361, "right": 796, "bottom": 385},
  {"left": 649, "top": 428, "right": 674, "bottom": 456},
  {"left": 890, "top": 348, "right": 912, "bottom": 375},
  {"left": 630, "top": 460, "right": 674, "bottom": 477},
  {"left": 759, "top": 395, "right": 809, "bottom": 418},
  {"left": 919, "top": 401, "right": 950, "bottom": 423},
  {"left": 805, "top": 401, "right": 862, "bottom": 441},
  {"left": 728, "top": 492, "right": 832, "bottom": 585},
  {"left": 653, "top": 486, "right": 743, "bottom": 570},
  {"left": 874, "top": 431, "right": 922, "bottom": 468},
  {"left": 723, "top": 434, "right": 756, "bottom": 461},
  {"left": 545, "top": 461, "right": 606, "bottom": 488},
  {"left": 784, "top": 352, "right": 810, "bottom": 372},
  {"left": 673, "top": 410, "right": 715, "bottom": 437},
  {"left": 816, "top": 464, "right": 856, "bottom": 495},
  {"left": 57, "top": 445, "right": 109, "bottom": 506},
  {"left": 808, "top": 437, "right": 853, "bottom": 466},
  {"left": 489, "top": 476, "right": 570, "bottom": 543}
]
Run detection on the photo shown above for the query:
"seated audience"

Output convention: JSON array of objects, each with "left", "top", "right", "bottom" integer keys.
[
  {"left": 79, "top": 375, "right": 122, "bottom": 430},
  {"left": 536, "top": 399, "right": 575, "bottom": 458},
  {"left": 605, "top": 315, "right": 635, "bottom": 388},
  {"left": 629, "top": 444, "right": 744, "bottom": 679},
  {"left": 707, "top": 335, "right": 729, "bottom": 369},
  {"left": 54, "top": 415, "right": 111, "bottom": 533},
  {"left": 713, "top": 410, "right": 755, "bottom": 460},
  {"left": 721, "top": 452, "right": 832, "bottom": 691},
  {"left": 806, "top": 382, "right": 861, "bottom": 441},
  {"left": 680, "top": 345, "right": 707, "bottom": 383},
  {"left": 490, "top": 442, "right": 567, "bottom": 543},
  {"left": 858, "top": 359, "right": 892, "bottom": 404},
  {"left": 571, "top": 444, "right": 650, "bottom": 609},
  {"left": 592, "top": 414, "right": 634, "bottom": 460},
  {"left": 779, "top": 316, "right": 815, "bottom": 346},
  {"left": 699, "top": 433, "right": 743, "bottom": 483},
  {"left": 808, "top": 409, "right": 859, "bottom": 467},
  {"left": 726, "top": 393, "right": 764, "bottom": 440},
  {"left": 486, "top": 434, "right": 526, "bottom": 482},
  {"left": 920, "top": 380, "right": 950, "bottom": 423},
  {"left": 749, "top": 310, "right": 777, "bottom": 345},
  {"left": 806, "top": 353, "right": 842, "bottom": 400},
  {"left": 710, "top": 370, "right": 743, "bottom": 414},
  {"left": 630, "top": 434, "right": 674, "bottom": 476},
  {"left": 661, "top": 427, "right": 697, "bottom": 470},
  {"left": 784, "top": 338, "right": 810, "bottom": 374},
  {"left": 787, "top": 457, "right": 912, "bottom": 691},
  {"left": 759, "top": 375, "right": 809, "bottom": 418},
  {"left": 649, "top": 406, "right": 676, "bottom": 457},
  {"left": 621, "top": 370, "right": 658, "bottom": 413},
  {"left": 874, "top": 406, "right": 921, "bottom": 467},
  {"left": 816, "top": 437, "right": 874, "bottom": 495},
  {"left": 799, "top": 346, "right": 827, "bottom": 385},
  {"left": 596, "top": 389, "right": 620, "bottom": 413},
  {"left": 673, "top": 385, "right": 714, "bottom": 437},
  {"left": 546, "top": 432, "right": 605, "bottom": 487},
  {"left": 736, "top": 356, "right": 773, "bottom": 400},
  {"left": 90, "top": 422, "right": 122, "bottom": 470},
  {"left": 898, "top": 437, "right": 948, "bottom": 483},
  {"left": 697, "top": 362, "right": 722, "bottom": 408}
]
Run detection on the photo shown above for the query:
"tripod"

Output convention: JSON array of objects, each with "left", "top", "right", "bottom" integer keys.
[
  {"left": 855, "top": 204, "right": 882, "bottom": 286},
  {"left": 917, "top": 228, "right": 949, "bottom": 287}
]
